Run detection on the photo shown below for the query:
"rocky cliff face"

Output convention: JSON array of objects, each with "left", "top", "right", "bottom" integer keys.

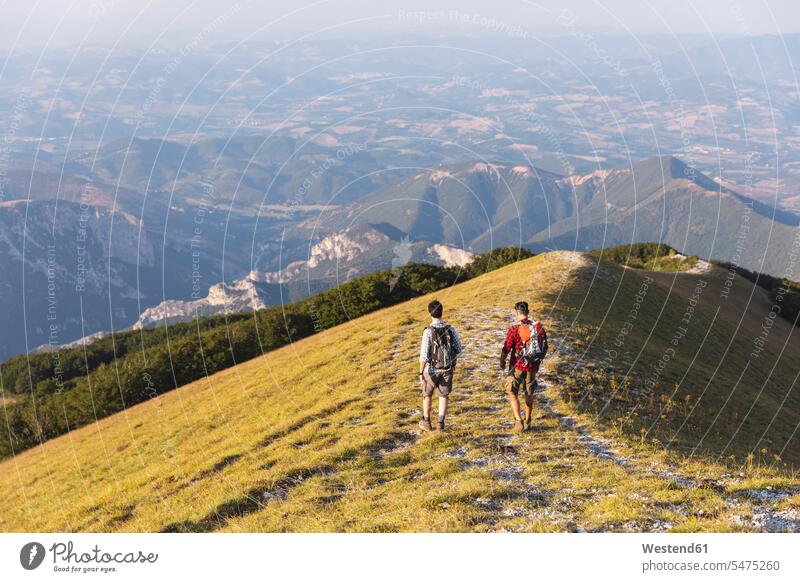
[
  {"left": 131, "top": 229, "right": 475, "bottom": 330},
  {"left": 133, "top": 272, "right": 272, "bottom": 329},
  {"left": 0, "top": 200, "right": 163, "bottom": 359},
  {"left": 264, "top": 227, "right": 390, "bottom": 284},
  {"left": 265, "top": 225, "right": 474, "bottom": 284}
]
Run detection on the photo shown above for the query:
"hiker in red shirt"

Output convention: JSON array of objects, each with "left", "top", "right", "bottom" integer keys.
[{"left": 500, "top": 301, "right": 548, "bottom": 432}]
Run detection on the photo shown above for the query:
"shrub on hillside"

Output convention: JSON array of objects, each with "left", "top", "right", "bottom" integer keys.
[
  {"left": 590, "top": 243, "right": 698, "bottom": 272},
  {"left": 465, "top": 247, "right": 535, "bottom": 277}
]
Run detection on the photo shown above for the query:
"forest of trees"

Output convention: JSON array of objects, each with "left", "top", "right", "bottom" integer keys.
[{"left": 0, "top": 248, "right": 531, "bottom": 458}]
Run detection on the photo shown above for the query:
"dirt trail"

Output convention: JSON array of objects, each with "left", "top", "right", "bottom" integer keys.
[
  {"left": 371, "top": 274, "right": 800, "bottom": 532},
  {"left": 419, "top": 307, "right": 800, "bottom": 532}
]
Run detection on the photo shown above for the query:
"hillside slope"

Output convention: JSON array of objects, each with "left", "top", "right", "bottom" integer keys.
[
  {"left": 1, "top": 252, "right": 799, "bottom": 532},
  {"left": 534, "top": 157, "right": 800, "bottom": 280}
]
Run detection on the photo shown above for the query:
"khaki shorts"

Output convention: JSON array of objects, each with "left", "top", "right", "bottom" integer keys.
[
  {"left": 505, "top": 369, "right": 538, "bottom": 397},
  {"left": 422, "top": 369, "right": 454, "bottom": 397}
]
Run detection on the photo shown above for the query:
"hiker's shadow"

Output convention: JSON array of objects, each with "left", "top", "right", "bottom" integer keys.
[
  {"left": 469, "top": 423, "right": 557, "bottom": 450},
  {"left": 525, "top": 422, "right": 554, "bottom": 434}
]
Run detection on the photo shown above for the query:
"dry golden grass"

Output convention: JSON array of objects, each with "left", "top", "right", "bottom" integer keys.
[{"left": 1, "top": 251, "right": 798, "bottom": 532}]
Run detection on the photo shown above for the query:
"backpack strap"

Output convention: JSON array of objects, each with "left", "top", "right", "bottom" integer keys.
[{"left": 444, "top": 325, "right": 455, "bottom": 353}]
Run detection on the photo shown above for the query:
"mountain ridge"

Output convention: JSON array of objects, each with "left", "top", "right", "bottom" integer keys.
[
  {"left": 3, "top": 153, "right": 798, "bottom": 362},
  {"left": 346, "top": 155, "right": 800, "bottom": 278}
]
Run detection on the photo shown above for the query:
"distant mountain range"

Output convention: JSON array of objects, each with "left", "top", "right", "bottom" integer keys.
[
  {"left": 0, "top": 198, "right": 180, "bottom": 358},
  {"left": 2, "top": 146, "right": 798, "bottom": 361},
  {"left": 74, "top": 135, "right": 427, "bottom": 208},
  {"left": 344, "top": 156, "right": 800, "bottom": 278},
  {"left": 0, "top": 187, "right": 264, "bottom": 360}
]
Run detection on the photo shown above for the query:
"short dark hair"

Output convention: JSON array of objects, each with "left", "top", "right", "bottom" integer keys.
[
  {"left": 428, "top": 300, "right": 443, "bottom": 318},
  {"left": 514, "top": 301, "right": 529, "bottom": 314}
]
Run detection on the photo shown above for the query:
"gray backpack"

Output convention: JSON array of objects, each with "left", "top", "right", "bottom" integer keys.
[{"left": 429, "top": 326, "right": 456, "bottom": 372}]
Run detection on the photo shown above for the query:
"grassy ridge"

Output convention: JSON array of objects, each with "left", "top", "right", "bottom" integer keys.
[
  {"left": 711, "top": 259, "right": 800, "bottom": 327},
  {"left": 592, "top": 242, "right": 800, "bottom": 328},
  {"left": 1, "top": 251, "right": 799, "bottom": 532},
  {"left": 554, "top": 257, "right": 800, "bottom": 466}
]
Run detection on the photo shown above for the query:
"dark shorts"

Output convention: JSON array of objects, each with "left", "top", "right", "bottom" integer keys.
[
  {"left": 505, "top": 369, "right": 539, "bottom": 397},
  {"left": 422, "top": 369, "right": 454, "bottom": 397}
]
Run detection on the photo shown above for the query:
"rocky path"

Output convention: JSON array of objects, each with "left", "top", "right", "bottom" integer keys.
[{"left": 394, "top": 307, "right": 800, "bottom": 532}]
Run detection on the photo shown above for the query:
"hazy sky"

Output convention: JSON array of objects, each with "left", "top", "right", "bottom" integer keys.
[{"left": 0, "top": 0, "right": 798, "bottom": 50}]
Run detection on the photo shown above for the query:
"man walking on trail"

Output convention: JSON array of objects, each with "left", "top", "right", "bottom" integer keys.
[
  {"left": 419, "top": 300, "right": 462, "bottom": 432},
  {"left": 500, "top": 301, "right": 548, "bottom": 432}
]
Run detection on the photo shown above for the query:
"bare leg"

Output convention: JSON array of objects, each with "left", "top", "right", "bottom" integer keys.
[
  {"left": 422, "top": 396, "right": 432, "bottom": 419},
  {"left": 524, "top": 393, "right": 535, "bottom": 425},
  {"left": 508, "top": 394, "right": 522, "bottom": 422},
  {"left": 438, "top": 396, "right": 449, "bottom": 419}
]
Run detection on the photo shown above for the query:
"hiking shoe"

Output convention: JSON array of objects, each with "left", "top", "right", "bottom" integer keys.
[
  {"left": 437, "top": 420, "right": 445, "bottom": 432},
  {"left": 419, "top": 418, "right": 433, "bottom": 432},
  {"left": 512, "top": 419, "right": 525, "bottom": 432}
]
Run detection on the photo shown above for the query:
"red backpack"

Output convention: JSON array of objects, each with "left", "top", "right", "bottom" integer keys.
[{"left": 516, "top": 321, "right": 543, "bottom": 364}]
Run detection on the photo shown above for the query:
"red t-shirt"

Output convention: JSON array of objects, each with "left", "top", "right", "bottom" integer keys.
[{"left": 502, "top": 319, "right": 548, "bottom": 372}]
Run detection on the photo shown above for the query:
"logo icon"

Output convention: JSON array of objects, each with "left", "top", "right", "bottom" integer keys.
[{"left": 20, "top": 542, "right": 46, "bottom": 570}]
